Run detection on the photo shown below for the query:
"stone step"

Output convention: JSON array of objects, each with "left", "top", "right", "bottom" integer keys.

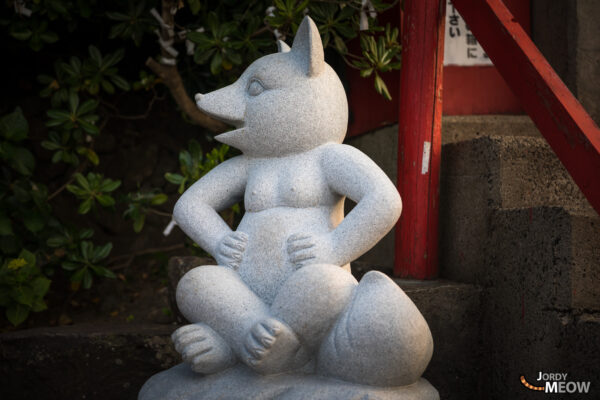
[
  {"left": 440, "top": 134, "right": 599, "bottom": 287},
  {"left": 441, "top": 135, "right": 593, "bottom": 212},
  {"left": 442, "top": 202, "right": 600, "bottom": 310},
  {"left": 396, "top": 279, "right": 483, "bottom": 400},
  {"left": 0, "top": 278, "right": 481, "bottom": 400}
]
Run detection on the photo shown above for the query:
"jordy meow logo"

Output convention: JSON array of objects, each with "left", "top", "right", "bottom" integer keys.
[{"left": 520, "top": 372, "right": 591, "bottom": 394}]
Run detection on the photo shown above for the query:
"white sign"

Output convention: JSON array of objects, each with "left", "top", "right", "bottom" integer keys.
[{"left": 443, "top": 0, "right": 493, "bottom": 66}]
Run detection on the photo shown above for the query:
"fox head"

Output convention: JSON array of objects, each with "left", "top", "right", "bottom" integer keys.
[{"left": 195, "top": 16, "right": 348, "bottom": 157}]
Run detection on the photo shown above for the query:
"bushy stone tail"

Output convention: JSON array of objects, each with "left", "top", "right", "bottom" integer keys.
[{"left": 316, "top": 271, "right": 434, "bottom": 387}]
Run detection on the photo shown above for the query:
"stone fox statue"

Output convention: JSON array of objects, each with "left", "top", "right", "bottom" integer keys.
[{"left": 172, "top": 16, "right": 433, "bottom": 387}]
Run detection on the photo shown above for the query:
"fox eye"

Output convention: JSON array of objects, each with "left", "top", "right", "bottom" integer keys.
[{"left": 247, "top": 79, "right": 265, "bottom": 96}]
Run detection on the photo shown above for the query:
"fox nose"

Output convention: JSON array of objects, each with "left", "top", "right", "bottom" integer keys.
[{"left": 194, "top": 93, "right": 203, "bottom": 104}]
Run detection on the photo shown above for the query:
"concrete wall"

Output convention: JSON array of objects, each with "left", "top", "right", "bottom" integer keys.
[
  {"left": 346, "top": 116, "right": 540, "bottom": 270},
  {"left": 532, "top": 0, "right": 600, "bottom": 125}
]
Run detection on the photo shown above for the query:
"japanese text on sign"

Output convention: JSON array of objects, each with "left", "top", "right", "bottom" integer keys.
[{"left": 443, "top": 0, "right": 492, "bottom": 66}]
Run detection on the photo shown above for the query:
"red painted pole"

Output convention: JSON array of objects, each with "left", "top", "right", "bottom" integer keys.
[
  {"left": 395, "top": 0, "right": 446, "bottom": 279},
  {"left": 451, "top": 0, "right": 600, "bottom": 216}
]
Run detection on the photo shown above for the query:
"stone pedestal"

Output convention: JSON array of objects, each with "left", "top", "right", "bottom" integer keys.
[{"left": 140, "top": 363, "right": 439, "bottom": 400}]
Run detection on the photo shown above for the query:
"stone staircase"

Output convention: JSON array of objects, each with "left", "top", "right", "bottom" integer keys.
[{"left": 437, "top": 116, "right": 600, "bottom": 399}]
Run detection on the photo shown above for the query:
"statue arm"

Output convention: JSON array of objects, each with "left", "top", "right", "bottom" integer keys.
[
  {"left": 173, "top": 155, "right": 248, "bottom": 257},
  {"left": 322, "top": 144, "right": 402, "bottom": 266}
]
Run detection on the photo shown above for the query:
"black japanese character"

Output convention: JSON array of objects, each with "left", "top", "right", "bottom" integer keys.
[
  {"left": 449, "top": 27, "right": 461, "bottom": 38},
  {"left": 467, "top": 47, "right": 477, "bottom": 58},
  {"left": 466, "top": 33, "right": 477, "bottom": 46},
  {"left": 449, "top": 15, "right": 460, "bottom": 26}
]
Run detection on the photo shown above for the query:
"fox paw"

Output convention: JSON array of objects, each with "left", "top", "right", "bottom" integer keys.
[
  {"left": 242, "top": 318, "right": 309, "bottom": 375},
  {"left": 172, "top": 323, "right": 235, "bottom": 374}
]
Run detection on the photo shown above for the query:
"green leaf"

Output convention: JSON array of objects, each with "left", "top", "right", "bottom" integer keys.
[
  {"left": 187, "top": 0, "right": 201, "bottom": 14},
  {"left": 10, "top": 147, "right": 35, "bottom": 175},
  {"left": 82, "top": 269, "right": 93, "bottom": 289},
  {"left": 78, "top": 198, "right": 93, "bottom": 214},
  {"left": 69, "top": 92, "right": 79, "bottom": 114},
  {"left": 151, "top": 193, "right": 168, "bottom": 205},
  {"left": 110, "top": 75, "right": 130, "bottom": 91},
  {"left": 71, "top": 267, "right": 86, "bottom": 282},
  {"left": 101, "top": 79, "right": 115, "bottom": 94},
  {"left": 41, "top": 31, "right": 59, "bottom": 43},
  {"left": 19, "top": 249, "right": 36, "bottom": 267},
  {"left": 23, "top": 211, "right": 44, "bottom": 233},
  {"left": 0, "top": 107, "right": 29, "bottom": 141},
  {"left": 78, "top": 99, "right": 98, "bottom": 115},
  {"left": 12, "top": 286, "right": 34, "bottom": 307},
  {"left": 31, "top": 277, "right": 51, "bottom": 297},
  {"left": 194, "top": 48, "right": 216, "bottom": 65},
  {"left": 73, "top": 172, "right": 90, "bottom": 190},
  {"left": 100, "top": 179, "right": 121, "bottom": 192},
  {"left": 164, "top": 173, "right": 184, "bottom": 185},
  {"left": 61, "top": 261, "right": 80, "bottom": 271},
  {"left": 78, "top": 119, "right": 100, "bottom": 135},
  {"left": 46, "top": 235, "right": 67, "bottom": 247},
  {"left": 6, "top": 304, "right": 29, "bottom": 326},
  {"left": 80, "top": 241, "right": 93, "bottom": 260},
  {"left": 83, "top": 148, "right": 99, "bottom": 165},
  {"left": 103, "top": 48, "right": 125, "bottom": 67},
  {"left": 360, "top": 68, "right": 374, "bottom": 78},
  {"left": 46, "top": 109, "right": 71, "bottom": 122},
  {"left": 66, "top": 183, "right": 87, "bottom": 197},
  {"left": 109, "top": 23, "right": 127, "bottom": 39},
  {"left": 10, "top": 29, "right": 32, "bottom": 41},
  {"left": 92, "top": 242, "right": 112, "bottom": 261},
  {"left": 90, "top": 265, "right": 116, "bottom": 279},
  {"left": 210, "top": 52, "right": 222, "bottom": 75},
  {"left": 80, "top": 228, "right": 94, "bottom": 239},
  {"left": 374, "top": 74, "right": 392, "bottom": 101},
  {"left": 41, "top": 140, "right": 61, "bottom": 150},
  {"left": 106, "top": 12, "right": 130, "bottom": 22},
  {"left": 133, "top": 214, "right": 145, "bottom": 233},
  {"left": 31, "top": 298, "right": 47, "bottom": 312},
  {"left": 88, "top": 45, "right": 102, "bottom": 65},
  {"left": 96, "top": 194, "right": 115, "bottom": 207}
]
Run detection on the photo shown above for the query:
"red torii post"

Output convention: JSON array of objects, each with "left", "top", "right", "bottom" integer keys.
[{"left": 395, "top": 0, "right": 446, "bottom": 279}]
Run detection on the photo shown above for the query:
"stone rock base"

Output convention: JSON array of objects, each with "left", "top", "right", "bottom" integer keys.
[{"left": 139, "top": 363, "right": 439, "bottom": 400}]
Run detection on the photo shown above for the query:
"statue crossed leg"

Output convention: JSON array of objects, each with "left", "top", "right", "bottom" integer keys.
[{"left": 174, "top": 263, "right": 357, "bottom": 375}]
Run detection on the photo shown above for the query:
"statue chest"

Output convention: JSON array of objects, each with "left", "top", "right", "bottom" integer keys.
[{"left": 244, "top": 152, "right": 335, "bottom": 211}]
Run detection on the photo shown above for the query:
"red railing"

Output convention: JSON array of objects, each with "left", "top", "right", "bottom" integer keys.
[{"left": 395, "top": 0, "right": 600, "bottom": 279}]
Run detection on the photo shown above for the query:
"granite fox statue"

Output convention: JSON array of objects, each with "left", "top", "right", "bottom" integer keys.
[{"left": 171, "top": 16, "right": 433, "bottom": 387}]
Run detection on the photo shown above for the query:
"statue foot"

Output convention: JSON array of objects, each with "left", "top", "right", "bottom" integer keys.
[
  {"left": 172, "top": 323, "right": 236, "bottom": 374},
  {"left": 242, "top": 318, "right": 310, "bottom": 375}
]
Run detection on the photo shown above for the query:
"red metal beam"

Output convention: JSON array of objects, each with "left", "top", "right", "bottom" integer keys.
[
  {"left": 452, "top": 0, "right": 600, "bottom": 215},
  {"left": 395, "top": 0, "right": 446, "bottom": 279}
]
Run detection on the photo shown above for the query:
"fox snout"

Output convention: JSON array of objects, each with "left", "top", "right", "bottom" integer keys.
[{"left": 195, "top": 85, "right": 245, "bottom": 128}]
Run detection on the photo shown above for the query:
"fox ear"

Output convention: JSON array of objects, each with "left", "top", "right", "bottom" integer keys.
[
  {"left": 277, "top": 40, "right": 291, "bottom": 53},
  {"left": 291, "top": 16, "right": 324, "bottom": 77}
]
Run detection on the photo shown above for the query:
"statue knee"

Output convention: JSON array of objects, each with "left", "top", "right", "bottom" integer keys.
[
  {"left": 271, "top": 264, "right": 358, "bottom": 348},
  {"left": 176, "top": 265, "right": 240, "bottom": 323}
]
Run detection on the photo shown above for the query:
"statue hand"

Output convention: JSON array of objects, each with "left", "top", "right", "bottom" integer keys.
[
  {"left": 216, "top": 231, "right": 248, "bottom": 270},
  {"left": 286, "top": 232, "right": 336, "bottom": 269}
]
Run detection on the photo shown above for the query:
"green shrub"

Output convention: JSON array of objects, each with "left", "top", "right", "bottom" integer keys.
[{"left": 0, "top": 0, "right": 400, "bottom": 326}]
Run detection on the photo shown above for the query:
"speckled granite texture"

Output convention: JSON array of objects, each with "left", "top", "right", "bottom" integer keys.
[
  {"left": 139, "top": 16, "right": 437, "bottom": 400},
  {"left": 140, "top": 364, "right": 439, "bottom": 400}
]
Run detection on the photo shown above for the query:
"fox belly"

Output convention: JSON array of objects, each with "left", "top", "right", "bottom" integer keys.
[{"left": 235, "top": 206, "right": 335, "bottom": 305}]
